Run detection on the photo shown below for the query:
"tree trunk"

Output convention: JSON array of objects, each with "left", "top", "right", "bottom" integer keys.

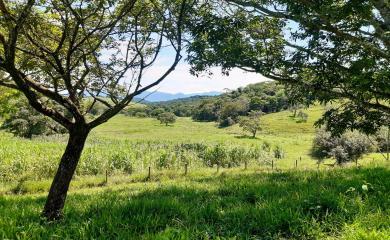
[{"left": 42, "top": 125, "right": 89, "bottom": 220}]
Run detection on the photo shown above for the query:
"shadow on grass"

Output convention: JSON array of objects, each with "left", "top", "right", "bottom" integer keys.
[
  {"left": 0, "top": 167, "right": 389, "bottom": 239},
  {"left": 234, "top": 135, "right": 258, "bottom": 140}
]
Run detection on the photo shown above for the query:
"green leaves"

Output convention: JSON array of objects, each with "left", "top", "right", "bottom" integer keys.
[{"left": 187, "top": 0, "right": 390, "bottom": 135}]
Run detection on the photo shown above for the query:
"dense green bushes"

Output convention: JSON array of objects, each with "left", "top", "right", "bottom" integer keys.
[
  {"left": 157, "top": 112, "right": 177, "bottom": 126},
  {"left": 0, "top": 89, "right": 66, "bottom": 138},
  {"left": 312, "top": 129, "right": 373, "bottom": 164}
]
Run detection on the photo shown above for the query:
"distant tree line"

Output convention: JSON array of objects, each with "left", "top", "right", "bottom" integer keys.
[
  {"left": 193, "top": 82, "right": 289, "bottom": 127},
  {"left": 0, "top": 81, "right": 301, "bottom": 137},
  {"left": 115, "top": 82, "right": 291, "bottom": 127}
]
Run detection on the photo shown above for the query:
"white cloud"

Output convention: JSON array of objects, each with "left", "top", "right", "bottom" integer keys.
[
  {"left": 111, "top": 43, "right": 270, "bottom": 94},
  {"left": 140, "top": 62, "right": 270, "bottom": 94}
]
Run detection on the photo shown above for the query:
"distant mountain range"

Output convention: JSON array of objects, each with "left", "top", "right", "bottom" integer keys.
[{"left": 135, "top": 91, "right": 221, "bottom": 102}]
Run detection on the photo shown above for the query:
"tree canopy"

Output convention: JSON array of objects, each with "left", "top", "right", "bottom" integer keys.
[
  {"left": 187, "top": 0, "right": 390, "bottom": 135},
  {"left": 157, "top": 112, "right": 177, "bottom": 126},
  {"left": 238, "top": 110, "right": 264, "bottom": 138}
]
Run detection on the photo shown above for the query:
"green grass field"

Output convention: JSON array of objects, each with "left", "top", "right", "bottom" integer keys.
[{"left": 0, "top": 106, "right": 389, "bottom": 239}]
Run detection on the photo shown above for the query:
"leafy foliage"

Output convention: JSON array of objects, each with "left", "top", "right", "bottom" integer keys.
[
  {"left": 0, "top": 88, "right": 65, "bottom": 138},
  {"left": 187, "top": 0, "right": 390, "bottom": 135},
  {"left": 2, "top": 106, "right": 66, "bottom": 138},
  {"left": 312, "top": 129, "right": 373, "bottom": 164},
  {"left": 238, "top": 111, "right": 263, "bottom": 138},
  {"left": 192, "top": 82, "right": 289, "bottom": 126},
  {"left": 297, "top": 111, "right": 309, "bottom": 123},
  {"left": 157, "top": 112, "right": 177, "bottom": 126}
]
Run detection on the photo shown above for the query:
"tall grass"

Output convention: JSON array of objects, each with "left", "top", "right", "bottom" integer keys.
[
  {"left": 0, "top": 132, "right": 279, "bottom": 182},
  {"left": 0, "top": 167, "right": 388, "bottom": 239}
]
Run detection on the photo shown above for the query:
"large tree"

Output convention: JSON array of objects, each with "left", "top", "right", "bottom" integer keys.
[
  {"left": 0, "top": 0, "right": 191, "bottom": 220},
  {"left": 187, "top": 0, "right": 389, "bottom": 135}
]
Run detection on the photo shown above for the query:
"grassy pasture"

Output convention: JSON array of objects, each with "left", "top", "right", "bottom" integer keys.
[
  {"left": 0, "top": 105, "right": 386, "bottom": 184},
  {"left": 0, "top": 167, "right": 389, "bottom": 239},
  {"left": 0, "top": 105, "right": 389, "bottom": 239}
]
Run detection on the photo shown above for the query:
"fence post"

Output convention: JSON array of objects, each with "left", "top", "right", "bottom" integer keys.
[
  {"left": 271, "top": 159, "right": 274, "bottom": 170},
  {"left": 295, "top": 159, "right": 298, "bottom": 168},
  {"left": 184, "top": 163, "right": 188, "bottom": 176},
  {"left": 148, "top": 166, "right": 151, "bottom": 180},
  {"left": 244, "top": 161, "right": 248, "bottom": 170}
]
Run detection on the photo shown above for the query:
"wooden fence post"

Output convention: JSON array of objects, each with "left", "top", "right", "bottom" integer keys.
[
  {"left": 148, "top": 166, "right": 151, "bottom": 180},
  {"left": 184, "top": 163, "right": 188, "bottom": 176},
  {"left": 271, "top": 159, "right": 274, "bottom": 170}
]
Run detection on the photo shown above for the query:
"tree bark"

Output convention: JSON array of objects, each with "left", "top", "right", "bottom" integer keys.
[{"left": 42, "top": 125, "right": 90, "bottom": 220}]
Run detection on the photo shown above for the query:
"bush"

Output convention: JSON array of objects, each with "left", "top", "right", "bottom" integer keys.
[
  {"left": 273, "top": 145, "right": 285, "bottom": 159},
  {"left": 135, "top": 112, "right": 148, "bottom": 118},
  {"left": 157, "top": 112, "right": 177, "bottom": 126},
  {"left": 312, "top": 129, "right": 373, "bottom": 164},
  {"left": 150, "top": 108, "right": 166, "bottom": 117},
  {"left": 203, "top": 144, "right": 228, "bottom": 167},
  {"left": 228, "top": 147, "right": 248, "bottom": 167},
  {"left": 238, "top": 110, "right": 263, "bottom": 138},
  {"left": 375, "top": 126, "right": 390, "bottom": 153},
  {"left": 2, "top": 106, "right": 66, "bottom": 138},
  {"left": 297, "top": 111, "right": 308, "bottom": 123}
]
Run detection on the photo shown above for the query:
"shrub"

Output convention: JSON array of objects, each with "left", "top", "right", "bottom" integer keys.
[
  {"left": 312, "top": 129, "right": 373, "bottom": 164},
  {"left": 273, "top": 145, "right": 285, "bottom": 159},
  {"left": 262, "top": 141, "right": 271, "bottom": 152},
  {"left": 375, "top": 126, "right": 390, "bottom": 153},
  {"left": 150, "top": 108, "right": 166, "bottom": 117},
  {"left": 238, "top": 111, "right": 263, "bottom": 138},
  {"left": 2, "top": 107, "right": 66, "bottom": 138},
  {"left": 228, "top": 147, "right": 248, "bottom": 167},
  {"left": 157, "top": 112, "right": 177, "bottom": 126},
  {"left": 135, "top": 112, "right": 148, "bottom": 118},
  {"left": 297, "top": 111, "right": 308, "bottom": 123},
  {"left": 203, "top": 144, "right": 228, "bottom": 167}
]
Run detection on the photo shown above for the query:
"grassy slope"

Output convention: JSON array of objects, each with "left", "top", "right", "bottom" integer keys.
[
  {"left": 0, "top": 106, "right": 389, "bottom": 239},
  {"left": 93, "top": 105, "right": 378, "bottom": 168}
]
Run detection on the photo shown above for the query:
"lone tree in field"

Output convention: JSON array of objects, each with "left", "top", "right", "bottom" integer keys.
[
  {"left": 188, "top": 0, "right": 389, "bottom": 136},
  {"left": 157, "top": 112, "right": 176, "bottom": 126},
  {"left": 238, "top": 110, "right": 263, "bottom": 138},
  {"left": 0, "top": 0, "right": 190, "bottom": 220}
]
